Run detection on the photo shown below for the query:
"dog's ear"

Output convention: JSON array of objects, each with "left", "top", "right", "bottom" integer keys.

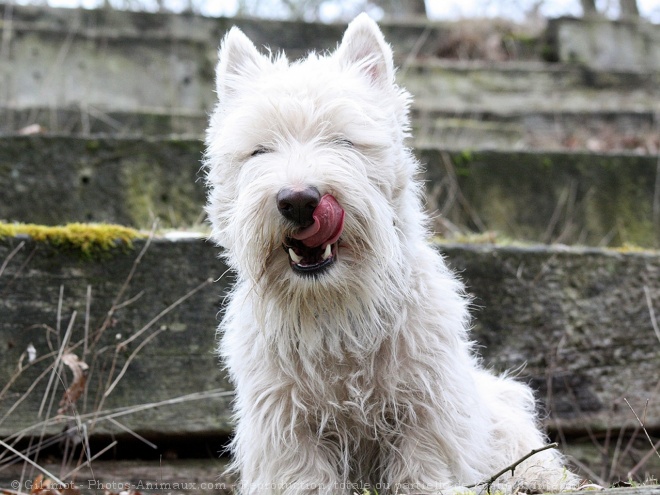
[
  {"left": 336, "top": 13, "right": 394, "bottom": 88},
  {"left": 216, "top": 27, "right": 267, "bottom": 103}
]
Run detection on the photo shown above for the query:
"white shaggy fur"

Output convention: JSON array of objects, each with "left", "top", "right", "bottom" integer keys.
[{"left": 204, "top": 14, "right": 577, "bottom": 495}]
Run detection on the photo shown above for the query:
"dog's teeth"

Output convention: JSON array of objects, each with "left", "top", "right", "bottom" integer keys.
[
  {"left": 289, "top": 248, "right": 303, "bottom": 264},
  {"left": 322, "top": 244, "right": 332, "bottom": 260}
]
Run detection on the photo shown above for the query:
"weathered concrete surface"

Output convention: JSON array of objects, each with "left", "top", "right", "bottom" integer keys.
[
  {"left": 1, "top": 236, "right": 660, "bottom": 478},
  {"left": 0, "top": 4, "right": 449, "bottom": 63},
  {"left": 412, "top": 109, "right": 660, "bottom": 152},
  {"left": 0, "top": 5, "right": 515, "bottom": 113},
  {"left": 548, "top": 17, "right": 660, "bottom": 71},
  {"left": 2, "top": 6, "right": 658, "bottom": 118},
  {"left": 420, "top": 148, "right": 660, "bottom": 247},
  {"left": 4, "top": 106, "right": 657, "bottom": 157},
  {"left": 0, "top": 136, "right": 206, "bottom": 228},
  {"left": 0, "top": 28, "right": 215, "bottom": 112},
  {"left": 1, "top": 136, "right": 658, "bottom": 247},
  {"left": 2, "top": 54, "right": 657, "bottom": 118},
  {"left": 402, "top": 60, "right": 660, "bottom": 114},
  {"left": 0, "top": 106, "right": 208, "bottom": 136},
  {"left": 0, "top": 236, "right": 233, "bottom": 440},
  {"left": 441, "top": 243, "right": 660, "bottom": 430}
]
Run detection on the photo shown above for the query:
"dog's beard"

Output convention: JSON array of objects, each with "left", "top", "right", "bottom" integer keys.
[{"left": 225, "top": 187, "right": 411, "bottom": 361}]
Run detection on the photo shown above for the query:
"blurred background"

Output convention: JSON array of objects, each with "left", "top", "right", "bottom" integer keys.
[
  {"left": 1, "top": 0, "right": 660, "bottom": 491},
  {"left": 5, "top": 0, "right": 660, "bottom": 22}
]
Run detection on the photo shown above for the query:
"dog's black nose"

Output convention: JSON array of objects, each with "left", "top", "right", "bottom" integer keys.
[{"left": 277, "top": 186, "right": 321, "bottom": 227}]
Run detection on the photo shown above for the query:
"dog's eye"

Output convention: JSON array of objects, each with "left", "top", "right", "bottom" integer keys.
[
  {"left": 251, "top": 146, "right": 271, "bottom": 157},
  {"left": 334, "top": 138, "right": 354, "bottom": 148}
]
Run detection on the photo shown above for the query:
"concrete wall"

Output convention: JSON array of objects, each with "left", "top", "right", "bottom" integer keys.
[
  {"left": 3, "top": 6, "right": 658, "bottom": 116},
  {"left": 1, "top": 235, "right": 659, "bottom": 477},
  {"left": 2, "top": 136, "right": 658, "bottom": 247},
  {"left": 548, "top": 16, "right": 660, "bottom": 71},
  {"left": 0, "top": 5, "right": 460, "bottom": 112}
]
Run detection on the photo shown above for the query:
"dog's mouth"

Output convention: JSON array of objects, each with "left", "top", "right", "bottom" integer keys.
[
  {"left": 283, "top": 194, "right": 345, "bottom": 276},
  {"left": 282, "top": 238, "right": 339, "bottom": 275}
]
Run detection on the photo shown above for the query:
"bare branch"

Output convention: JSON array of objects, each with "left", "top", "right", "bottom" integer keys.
[
  {"left": 0, "top": 240, "right": 25, "bottom": 278},
  {"left": 465, "top": 443, "right": 559, "bottom": 492},
  {"left": 623, "top": 398, "right": 660, "bottom": 464},
  {"left": 0, "top": 439, "right": 65, "bottom": 486},
  {"left": 643, "top": 285, "right": 660, "bottom": 344}
]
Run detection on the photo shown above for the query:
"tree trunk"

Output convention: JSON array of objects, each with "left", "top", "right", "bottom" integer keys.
[
  {"left": 580, "top": 0, "right": 598, "bottom": 16},
  {"left": 377, "top": 0, "right": 427, "bottom": 19},
  {"left": 408, "top": 0, "right": 427, "bottom": 16},
  {"left": 620, "top": 0, "right": 640, "bottom": 18}
]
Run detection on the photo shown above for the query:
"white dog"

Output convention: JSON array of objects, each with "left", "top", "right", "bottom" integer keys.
[{"left": 204, "top": 14, "right": 577, "bottom": 494}]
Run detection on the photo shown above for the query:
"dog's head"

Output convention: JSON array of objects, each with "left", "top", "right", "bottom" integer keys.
[{"left": 205, "top": 14, "right": 424, "bottom": 294}]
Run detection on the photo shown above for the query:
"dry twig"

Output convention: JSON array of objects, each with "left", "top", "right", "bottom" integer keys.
[
  {"left": 643, "top": 285, "right": 660, "bottom": 344},
  {"left": 0, "top": 440, "right": 65, "bottom": 486},
  {"left": 465, "top": 442, "right": 559, "bottom": 493},
  {"left": 0, "top": 240, "right": 25, "bottom": 278},
  {"left": 623, "top": 398, "right": 660, "bottom": 465}
]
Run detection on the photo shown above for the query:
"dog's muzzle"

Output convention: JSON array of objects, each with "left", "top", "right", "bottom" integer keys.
[{"left": 277, "top": 187, "right": 345, "bottom": 276}]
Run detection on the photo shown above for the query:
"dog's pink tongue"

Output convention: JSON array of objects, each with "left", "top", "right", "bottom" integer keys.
[{"left": 291, "top": 194, "right": 345, "bottom": 248}]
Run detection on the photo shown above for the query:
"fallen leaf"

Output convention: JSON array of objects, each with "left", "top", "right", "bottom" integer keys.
[{"left": 57, "top": 353, "right": 89, "bottom": 415}]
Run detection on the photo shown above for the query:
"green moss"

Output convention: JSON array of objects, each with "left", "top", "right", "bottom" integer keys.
[
  {"left": 451, "top": 149, "right": 475, "bottom": 177},
  {"left": 168, "top": 137, "right": 202, "bottom": 151},
  {"left": 85, "top": 139, "right": 101, "bottom": 151},
  {"left": 432, "top": 231, "right": 525, "bottom": 247},
  {"left": 456, "top": 149, "right": 474, "bottom": 165},
  {"left": 611, "top": 242, "right": 656, "bottom": 254},
  {"left": 506, "top": 33, "right": 537, "bottom": 46},
  {"left": 541, "top": 43, "right": 559, "bottom": 62},
  {"left": 0, "top": 222, "right": 144, "bottom": 257},
  {"left": 121, "top": 151, "right": 203, "bottom": 229}
]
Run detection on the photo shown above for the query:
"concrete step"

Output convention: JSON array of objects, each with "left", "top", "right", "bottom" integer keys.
[
  {"left": 1, "top": 233, "right": 659, "bottom": 479},
  {"left": 0, "top": 136, "right": 206, "bottom": 229},
  {"left": 2, "top": 6, "right": 658, "bottom": 124},
  {"left": 2, "top": 58, "right": 656, "bottom": 118},
  {"left": 0, "top": 460, "right": 231, "bottom": 495},
  {"left": 547, "top": 16, "right": 660, "bottom": 72},
  {"left": 412, "top": 108, "right": 659, "bottom": 153},
  {"left": 1, "top": 106, "right": 208, "bottom": 137},
  {"left": 3, "top": 106, "right": 657, "bottom": 155},
  {"left": 400, "top": 60, "right": 660, "bottom": 114},
  {"left": 420, "top": 147, "right": 660, "bottom": 247},
  {"left": 1, "top": 461, "right": 659, "bottom": 495},
  {"left": 1, "top": 136, "right": 657, "bottom": 247}
]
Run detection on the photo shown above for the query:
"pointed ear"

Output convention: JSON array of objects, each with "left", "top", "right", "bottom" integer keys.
[
  {"left": 336, "top": 13, "right": 395, "bottom": 88},
  {"left": 216, "top": 27, "right": 268, "bottom": 103}
]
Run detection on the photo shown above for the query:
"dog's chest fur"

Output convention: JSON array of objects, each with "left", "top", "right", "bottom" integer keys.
[{"left": 269, "top": 310, "right": 421, "bottom": 427}]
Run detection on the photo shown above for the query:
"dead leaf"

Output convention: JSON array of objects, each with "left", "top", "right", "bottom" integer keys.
[
  {"left": 57, "top": 353, "right": 89, "bottom": 415},
  {"left": 29, "top": 475, "right": 80, "bottom": 495}
]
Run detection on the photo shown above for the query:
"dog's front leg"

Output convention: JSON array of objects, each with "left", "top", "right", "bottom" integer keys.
[
  {"left": 231, "top": 407, "right": 345, "bottom": 495},
  {"left": 383, "top": 426, "right": 456, "bottom": 494}
]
